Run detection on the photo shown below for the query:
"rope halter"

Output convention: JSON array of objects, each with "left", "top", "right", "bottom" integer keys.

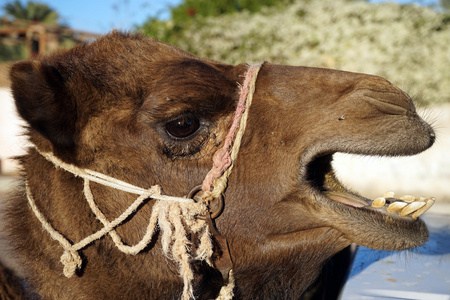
[{"left": 26, "top": 64, "right": 262, "bottom": 300}]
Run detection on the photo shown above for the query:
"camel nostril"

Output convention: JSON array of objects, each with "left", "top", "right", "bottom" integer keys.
[
  {"left": 350, "top": 76, "right": 415, "bottom": 115},
  {"left": 363, "top": 89, "right": 413, "bottom": 115}
]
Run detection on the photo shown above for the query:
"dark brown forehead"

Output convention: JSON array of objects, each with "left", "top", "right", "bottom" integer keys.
[{"left": 141, "top": 59, "right": 239, "bottom": 119}]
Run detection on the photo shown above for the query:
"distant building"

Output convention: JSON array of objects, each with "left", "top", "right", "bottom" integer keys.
[{"left": 0, "top": 18, "right": 100, "bottom": 59}]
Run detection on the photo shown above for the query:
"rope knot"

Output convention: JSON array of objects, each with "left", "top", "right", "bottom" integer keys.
[{"left": 60, "top": 250, "right": 82, "bottom": 278}]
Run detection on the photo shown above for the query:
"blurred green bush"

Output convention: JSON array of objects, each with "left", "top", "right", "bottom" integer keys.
[
  {"left": 140, "top": 0, "right": 450, "bottom": 105},
  {"left": 0, "top": 44, "right": 26, "bottom": 62}
]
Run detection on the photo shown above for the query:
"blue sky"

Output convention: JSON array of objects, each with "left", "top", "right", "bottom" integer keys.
[
  {"left": 0, "top": 0, "right": 440, "bottom": 34},
  {"left": 0, "top": 0, "right": 181, "bottom": 34}
]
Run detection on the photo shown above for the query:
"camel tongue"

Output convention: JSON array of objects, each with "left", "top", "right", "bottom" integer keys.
[{"left": 324, "top": 191, "right": 368, "bottom": 208}]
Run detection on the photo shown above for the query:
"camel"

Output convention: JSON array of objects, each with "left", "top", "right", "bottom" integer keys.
[{"left": 0, "top": 31, "right": 436, "bottom": 299}]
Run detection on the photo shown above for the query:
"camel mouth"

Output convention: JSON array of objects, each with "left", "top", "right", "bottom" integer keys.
[{"left": 305, "top": 154, "right": 435, "bottom": 221}]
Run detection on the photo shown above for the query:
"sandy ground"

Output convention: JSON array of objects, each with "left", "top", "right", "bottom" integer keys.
[{"left": 0, "top": 63, "right": 11, "bottom": 88}]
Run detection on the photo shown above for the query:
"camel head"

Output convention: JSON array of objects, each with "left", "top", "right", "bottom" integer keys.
[{"left": 8, "top": 32, "right": 435, "bottom": 299}]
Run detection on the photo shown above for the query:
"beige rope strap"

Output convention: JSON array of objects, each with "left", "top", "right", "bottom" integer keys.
[
  {"left": 201, "top": 64, "right": 262, "bottom": 200},
  {"left": 26, "top": 63, "right": 262, "bottom": 300},
  {"left": 26, "top": 156, "right": 210, "bottom": 300},
  {"left": 200, "top": 64, "right": 262, "bottom": 298}
]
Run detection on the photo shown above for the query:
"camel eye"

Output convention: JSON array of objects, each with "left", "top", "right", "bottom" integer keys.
[{"left": 165, "top": 113, "right": 200, "bottom": 139}]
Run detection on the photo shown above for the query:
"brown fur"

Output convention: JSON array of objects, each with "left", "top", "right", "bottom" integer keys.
[
  {"left": 0, "top": 262, "right": 27, "bottom": 300},
  {"left": 2, "top": 31, "right": 435, "bottom": 299}
]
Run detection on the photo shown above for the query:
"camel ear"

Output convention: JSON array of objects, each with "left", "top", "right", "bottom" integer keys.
[{"left": 10, "top": 60, "right": 77, "bottom": 149}]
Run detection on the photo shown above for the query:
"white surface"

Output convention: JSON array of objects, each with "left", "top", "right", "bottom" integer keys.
[{"left": 0, "top": 88, "right": 28, "bottom": 173}]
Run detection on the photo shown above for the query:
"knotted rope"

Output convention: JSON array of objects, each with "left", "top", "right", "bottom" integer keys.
[
  {"left": 26, "top": 155, "right": 210, "bottom": 299},
  {"left": 26, "top": 64, "right": 261, "bottom": 300}
]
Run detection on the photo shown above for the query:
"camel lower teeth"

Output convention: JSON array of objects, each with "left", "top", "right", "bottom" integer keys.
[
  {"left": 372, "top": 197, "right": 386, "bottom": 208},
  {"left": 399, "top": 195, "right": 416, "bottom": 203},
  {"left": 412, "top": 198, "right": 435, "bottom": 219},
  {"left": 371, "top": 192, "right": 436, "bottom": 219},
  {"left": 399, "top": 201, "right": 426, "bottom": 217},
  {"left": 387, "top": 201, "right": 408, "bottom": 212},
  {"left": 382, "top": 191, "right": 395, "bottom": 198}
]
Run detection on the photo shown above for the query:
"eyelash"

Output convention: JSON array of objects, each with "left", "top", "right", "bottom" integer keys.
[{"left": 162, "top": 132, "right": 209, "bottom": 158}]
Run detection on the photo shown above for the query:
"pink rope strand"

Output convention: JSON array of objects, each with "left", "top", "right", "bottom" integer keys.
[{"left": 201, "top": 64, "right": 261, "bottom": 193}]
